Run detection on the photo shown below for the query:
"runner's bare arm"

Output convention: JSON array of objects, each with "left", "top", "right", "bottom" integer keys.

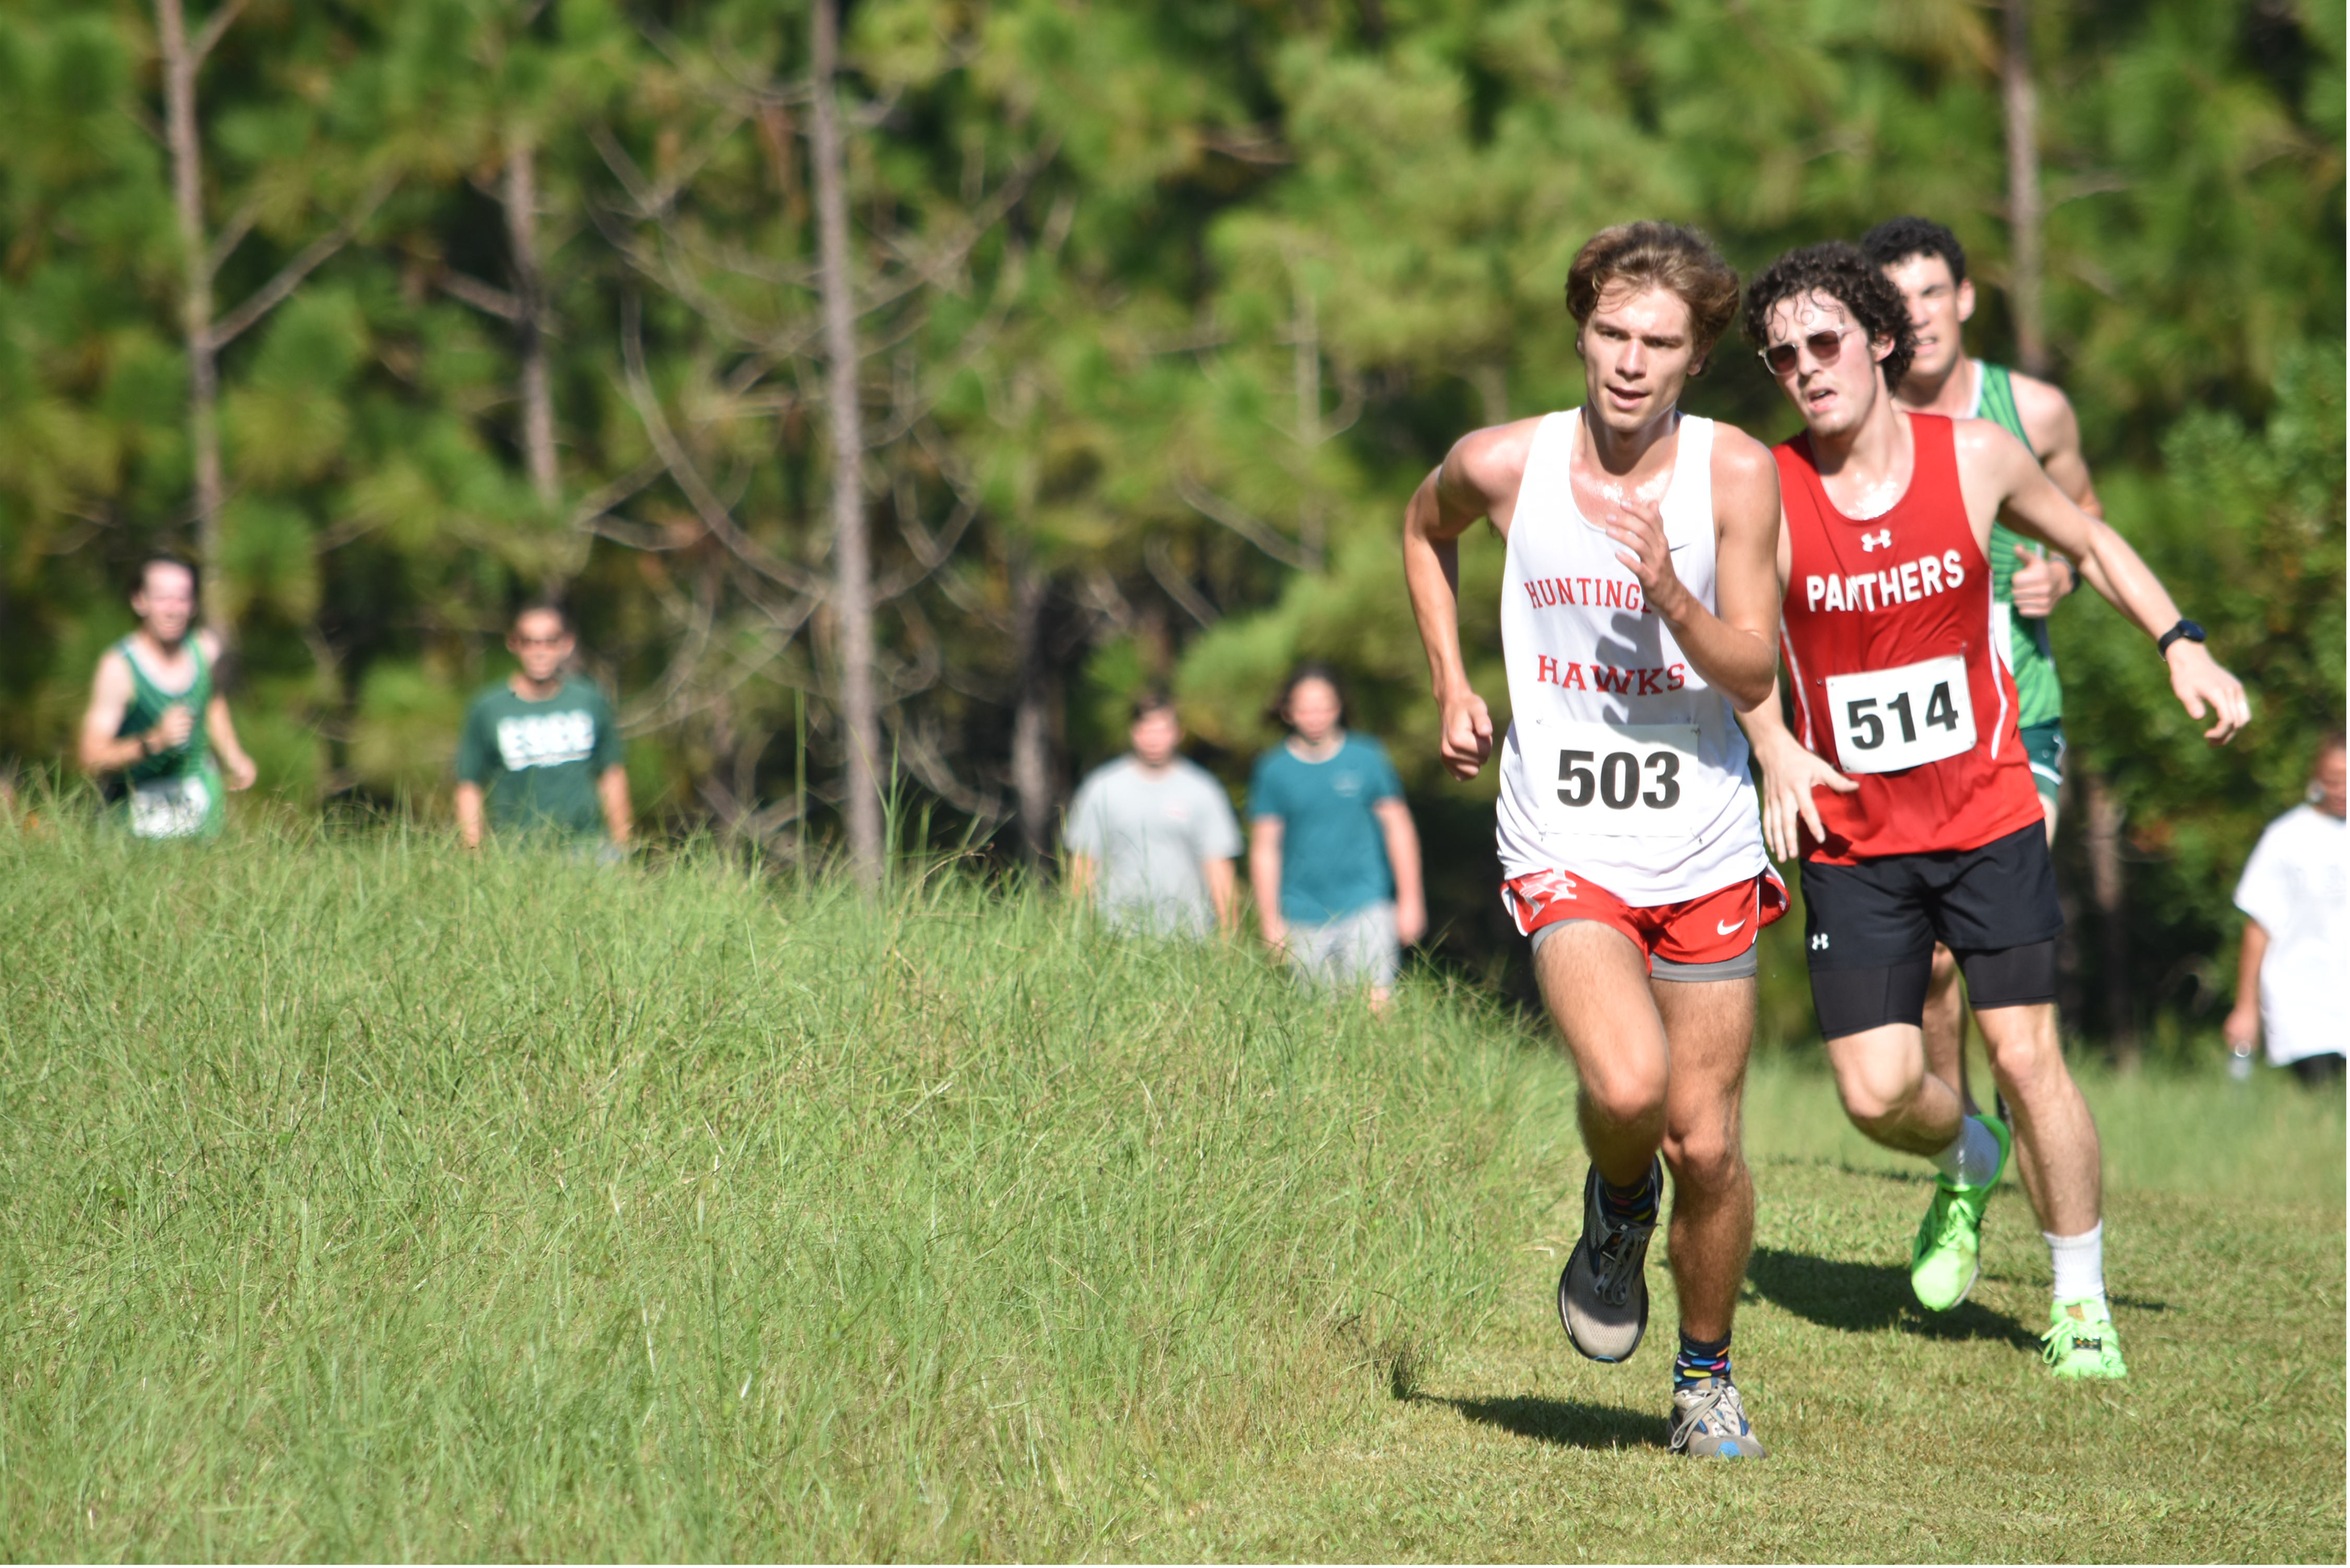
[
  {"left": 76, "top": 651, "right": 156, "bottom": 774},
  {"left": 1248, "top": 816, "right": 1287, "bottom": 949},
  {"left": 1602, "top": 427, "right": 1781, "bottom": 710},
  {"left": 1064, "top": 851, "right": 1097, "bottom": 901},
  {"left": 1730, "top": 510, "right": 1856, "bottom": 861},
  {"left": 198, "top": 637, "right": 257, "bottom": 790},
  {"left": 1961, "top": 421, "right": 2249, "bottom": 743},
  {"left": 2011, "top": 373, "right": 2103, "bottom": 518},
  {"left": 2008, "top": 373, "right": 2101, "bottom": 610},
  {"left": 1735, "top": 670, "right": 1859, "bottom": 863},
  {"left": 1402, "top": 420, "right": 1538, "bottom": 780},
  {"left": 205, "top": 695, "right": 258, "bottom": 790}
]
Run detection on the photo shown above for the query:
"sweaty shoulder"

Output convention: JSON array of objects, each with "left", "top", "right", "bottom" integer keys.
[
  {"left": 2004, "top": 369, "right": 2080, "bottom": 458},
  {"left": 1949, "top": 414, "right": 2037, "bottom": 474},
  {"left": 1707, "top": 423, "right": 1779, "bottom": 489},
  {"left": 1444, "top": 416, "right": 1544, "bottom": 501}
]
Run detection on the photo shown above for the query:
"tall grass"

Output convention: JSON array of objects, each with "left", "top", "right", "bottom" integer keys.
[
  {"left": 0, "top": 826, "right": 1567, "bottom": 1557},
  {"left": 0, "top": 824, "right": 2337, "bottom": 1559}
]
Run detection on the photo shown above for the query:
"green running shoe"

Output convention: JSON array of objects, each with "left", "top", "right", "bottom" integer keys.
[
  {"left": 1909, "top": 1114, "right": 2011, "bottom": 1311},
  {"left": 2042, "top": 1299, "right": 2128, "bottom": 1380}
]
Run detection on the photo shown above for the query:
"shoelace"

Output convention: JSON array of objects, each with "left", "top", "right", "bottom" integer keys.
[
  {"left": 1932, "top": 1186, "right": 1978, "bottom": 1248},
  {"left": 1589, "top": 1209, "right": 1653, "bottom": 1306},
  {"left": 1670, "top": 1382, "right": 1746, "bottom": 1452},
  {"left": 2039, "top": 1315, "right": 2105, "bottom": 1366}
]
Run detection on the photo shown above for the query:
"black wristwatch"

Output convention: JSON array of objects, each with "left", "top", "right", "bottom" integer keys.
[{"left": 2156, "top": 618, "right": 2206, "bottom": 658}]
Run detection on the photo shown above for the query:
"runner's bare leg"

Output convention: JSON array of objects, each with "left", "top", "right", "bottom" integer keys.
[
  {"left": 1974, "top": 1000, "right": 2100, "bottom": 1236},
  {"left": 1534, "top": 921, "right": 1667, "bottom": 1191},
  {"left": 1651, "top": 974, "right": 1757, "bottom": 1343},
  {"left": 1822, "top": 1022, "right": 1966, "bottom": 1156}
]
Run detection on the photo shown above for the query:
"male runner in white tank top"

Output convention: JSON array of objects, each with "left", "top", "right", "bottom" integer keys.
[{"left": 1403, "top": 223, "right": 1784, "bottom": 1459}]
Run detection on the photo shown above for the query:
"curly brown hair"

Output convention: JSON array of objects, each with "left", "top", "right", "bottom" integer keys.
[
  {"left": 1565, "top": 222, "right": 1741, "bottom": 372},
  {"left": 1742, "top": 241, "right": 1918, "bottom": 392}
]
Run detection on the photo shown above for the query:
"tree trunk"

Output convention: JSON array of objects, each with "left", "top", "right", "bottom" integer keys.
[
  {"left": 503, "top": 124, "right": 559, "bottom": 510},
  {"left": 2011, "top": 0, "right": 2133, "bottom": 1064},
  {"left": 1009, "top": 555, "right": 1057, "bottom": 868},
  {"left": 2001, "top": 0, "right": 2048, "bottom": 376},
  {"left": 811, "top": 0, "right": 884, "bottom": 887},
  {"left": 2083, "top": 770, "right": 2140, "bottom": 1067},
  {"left": 1291, "top": 267, "right": 1326, "bottom": 573},
  {"left": 157, "top": 0, "right": 227, "bottom": 630}
]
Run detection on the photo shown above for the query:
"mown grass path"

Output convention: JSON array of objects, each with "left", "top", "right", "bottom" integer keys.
[{"left": 1, "top": 833, "right": 2339, "bottom": 1560}]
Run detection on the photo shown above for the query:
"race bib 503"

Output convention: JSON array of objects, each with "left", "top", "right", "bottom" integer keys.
[{"left": 1519, "top": 719, "right": 1706, "bottom": 838}]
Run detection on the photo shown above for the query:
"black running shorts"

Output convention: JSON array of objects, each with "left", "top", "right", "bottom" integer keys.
[{"left": 1800, "top": 822, "right": 2063, "bottom": 1038}]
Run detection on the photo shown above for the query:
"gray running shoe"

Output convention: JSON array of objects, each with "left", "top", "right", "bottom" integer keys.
[
  {"left": 1557, "top": 1159, "right": 1660, "bottom": 1363},
  {"left": 1669, "top": 1377, "right": 1767, "bottom": 1459}
]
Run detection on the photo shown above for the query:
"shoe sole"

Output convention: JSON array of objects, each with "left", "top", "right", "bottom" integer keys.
[{"left": 1558, "top": 1239, "right": 1647, "bottom": 1363}]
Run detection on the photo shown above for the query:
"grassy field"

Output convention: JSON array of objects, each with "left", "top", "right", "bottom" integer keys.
[{"left": 0, "top": 829, "right": 2340, "bottom": 1561}]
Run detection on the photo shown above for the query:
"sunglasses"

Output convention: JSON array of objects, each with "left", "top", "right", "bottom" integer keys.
[{"left": 1758, "top": 325, "right": 1855, "bottom": 377}]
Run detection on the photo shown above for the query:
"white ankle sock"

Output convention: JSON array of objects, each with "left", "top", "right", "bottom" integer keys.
[
  {"left": 2044, "top": 1222, "right": 2107, "bottom": 1313},
  {"left": 1930, "top": 1116, "right": 2001, "bottom": 1185}
]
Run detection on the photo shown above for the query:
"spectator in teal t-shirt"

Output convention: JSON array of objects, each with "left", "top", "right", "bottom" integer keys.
[
  {"left": 455, "top": 602, "right": 633, "bottom": 849},
  {"left": 1247, "top": 664, "right": 1425, "bottom": 1007}
]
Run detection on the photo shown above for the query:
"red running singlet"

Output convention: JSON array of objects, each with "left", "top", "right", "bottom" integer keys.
[{"left": 1774, "top": 413, "right": 2044, "bottom": 864}]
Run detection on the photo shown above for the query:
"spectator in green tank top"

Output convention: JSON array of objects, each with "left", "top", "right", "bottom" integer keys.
[
  {"left": 1864, "top": 215, "right": 2112, "bottom": 1121},
  {"left": 455, "top": 602, "right": 633, "bottom": 851},
  {"left": 75, "top": 552, "right": 257, "bottom": 840}
]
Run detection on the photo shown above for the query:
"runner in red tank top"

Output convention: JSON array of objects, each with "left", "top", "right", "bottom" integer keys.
[
  {"left": 1775, "top": 411, "right": 2044, "bottom": 862},
  {"left": 1736, "top": 243, "right": 2248, "bottom": 1382}
]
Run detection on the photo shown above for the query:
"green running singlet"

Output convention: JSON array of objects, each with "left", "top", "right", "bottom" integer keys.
[
  {"left": 112, "top": 636, "right": 225, "bottom": 839},
  {"left": 1971, "top": 361, "right": 2063, "bottom": 726}
]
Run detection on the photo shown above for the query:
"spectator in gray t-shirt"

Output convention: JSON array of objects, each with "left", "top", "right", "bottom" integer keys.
[{"left": 1064, "top": 690, "right": 1242, "bottom": 937}]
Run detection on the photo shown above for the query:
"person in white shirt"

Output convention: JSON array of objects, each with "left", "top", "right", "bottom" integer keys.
[
  {"left": 2224, "top": 731, "right": 2346, "bottom": 1086},
  {"left": 1064, "top": 691, "right": 1243, "bottom": 938}
]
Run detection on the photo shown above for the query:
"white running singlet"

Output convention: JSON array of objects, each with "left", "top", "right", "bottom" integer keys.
[{"left": 1494, "top": 410, "right": 1767, "bottom": 904}]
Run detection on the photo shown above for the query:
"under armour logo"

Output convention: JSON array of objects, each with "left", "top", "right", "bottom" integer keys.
[
  {"left": 1858, "top": 529, "right": 1893, "bottom": 552},
  {"left": 1810, "top": 933, "right": 1830, "bottom": 951}
]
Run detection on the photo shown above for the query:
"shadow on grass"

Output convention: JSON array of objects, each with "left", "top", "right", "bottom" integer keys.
[
  {"left": 1746, "top": 1246, "right": 2040, "bottom": 1350},
  {"left": 1410, "top": 1391, "right": 1668, "bottom": 1452}
]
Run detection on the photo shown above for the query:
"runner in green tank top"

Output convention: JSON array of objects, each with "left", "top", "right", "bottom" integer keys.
[
  {"left": 1863, "top": 216, "right": 2109, "bottom": 1123},
  {"left": 1973, "top": 360, "right": 2067, "bottom": 730},
  {"left": 76, "top": 554, "right": 258, "bottom": 839}
]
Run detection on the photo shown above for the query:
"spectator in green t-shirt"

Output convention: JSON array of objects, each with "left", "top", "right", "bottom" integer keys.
[
  {"left": 1247, "top": 664, "right": 1425, "bottom": 1008},
  {"left": 455, "top": 603, "right": 632, "bottom": 849}
]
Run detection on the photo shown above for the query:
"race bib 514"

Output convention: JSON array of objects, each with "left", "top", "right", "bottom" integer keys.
[{"left": 1823, "top": 654, "right": 1975, "bottom": 774}]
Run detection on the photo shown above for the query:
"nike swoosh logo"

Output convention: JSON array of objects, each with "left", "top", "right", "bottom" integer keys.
[{"left": 1716, "top": 918, "right": 1747, "bottom": 936}]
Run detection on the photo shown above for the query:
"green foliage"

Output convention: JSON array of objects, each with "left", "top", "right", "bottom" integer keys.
[
  {"left": 2055, "top": 344, "right": 2346, "bottom": 1037},
  {"left": 0, "top": 0, "right": 2336, "bottom": 1042}
]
